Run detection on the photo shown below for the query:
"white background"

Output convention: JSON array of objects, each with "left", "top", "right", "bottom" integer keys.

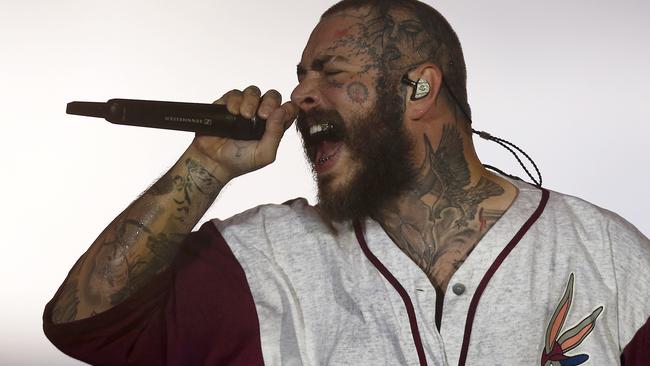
[{"left": 1, "top": 0, "right": 648, "bottom": 364}]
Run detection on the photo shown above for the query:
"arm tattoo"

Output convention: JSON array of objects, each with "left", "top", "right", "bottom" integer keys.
[
  {"left": 51, "top": 279, "right": 80, "bottom": 323},
  {"left": 107, "top": 229, "right": 185, "bottom": 305},
  {"left": 52, "top": 158, "right": 224, "bottom": 321},
  {"left": 148, "top": 170, "right": 175, "bottom": 196},
  {"left": 171, "top": 159, "right": 224, "bottom": 222},
  {"left": 186, "top": 159, "right": 222, "bottom": 196},
  {"left": 96, "top": 159, "right": 223, "bottom": 306}
]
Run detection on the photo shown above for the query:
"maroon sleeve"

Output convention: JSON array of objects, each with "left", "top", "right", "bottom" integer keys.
[
  {"left": 621, "top": 317, "right": 650, "bottom": 366},
  {"left": 43, "top": 222, "right": 264, "bottom": 366}
]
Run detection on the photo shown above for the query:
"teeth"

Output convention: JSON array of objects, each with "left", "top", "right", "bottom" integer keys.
[{"left": 309, "top": 123, "right": 333, "bottom": 136}]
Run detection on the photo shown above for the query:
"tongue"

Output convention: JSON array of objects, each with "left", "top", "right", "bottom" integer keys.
[{"left": 316, "top": 140, "right": 342, "bottom": 162}]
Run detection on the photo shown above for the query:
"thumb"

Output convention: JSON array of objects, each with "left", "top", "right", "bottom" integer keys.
[{"left": 254, "top": 102, "right": 297, "bottom": 166}]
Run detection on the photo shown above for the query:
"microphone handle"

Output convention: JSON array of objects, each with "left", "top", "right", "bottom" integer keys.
[{"left": 105, "top": 99, "right": 266, "bottom": 140}]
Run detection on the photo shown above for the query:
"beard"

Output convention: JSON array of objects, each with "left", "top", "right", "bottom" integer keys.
[{"left": 296, "top": 79, "right": 418, "bottom": 222}]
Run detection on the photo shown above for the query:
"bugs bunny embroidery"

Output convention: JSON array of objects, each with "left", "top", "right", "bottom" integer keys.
[{"left": 541, "top": 273, "right": 603, "bottom": 366}]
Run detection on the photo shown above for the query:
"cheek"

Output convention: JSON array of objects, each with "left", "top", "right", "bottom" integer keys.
[
  {"left": 346, "top": 82, "right": 370, "bottom": 105},
  {"left": 320, "top": 78, "right": 377, "bottom": 118}
]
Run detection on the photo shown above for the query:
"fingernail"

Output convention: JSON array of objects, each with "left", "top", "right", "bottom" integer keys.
[{"left": 258, "top": 106, "right": 271, "bottom": 118}]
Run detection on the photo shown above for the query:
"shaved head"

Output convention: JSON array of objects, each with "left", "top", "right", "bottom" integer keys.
[{"left": 322, "top": 0, "right": 471, "bottom": 121}]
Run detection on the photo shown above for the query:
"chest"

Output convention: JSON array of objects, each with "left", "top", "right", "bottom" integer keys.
[
  {"left": 392, "top": 218, "right": 490, "bottom": 293},
  {"left": 246, "top": 230, "right": 618, "bottom": 366},
  {"left": 223, "top": 207, "right": 623, "bottom": 366}
]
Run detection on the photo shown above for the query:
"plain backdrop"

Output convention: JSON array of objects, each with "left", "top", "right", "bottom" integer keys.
[{"left": 1, "top": 0, "right": 648, "bottom": 364}]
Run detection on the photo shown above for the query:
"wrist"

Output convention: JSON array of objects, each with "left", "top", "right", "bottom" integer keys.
[{"left": 182, "top": 143, "right": 236, "bottom": 184}]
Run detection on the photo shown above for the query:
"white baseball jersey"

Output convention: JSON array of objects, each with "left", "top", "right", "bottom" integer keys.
[
  {"left": 44, "top": 178, "right": 650, "bottom": 365},
  {"left": 212, "top": 178, "right": 649, "bottom": 365}
]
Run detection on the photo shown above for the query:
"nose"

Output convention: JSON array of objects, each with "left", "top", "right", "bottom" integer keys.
[{"left": 291, "top": 79, "right": 321, "bottom": 112}]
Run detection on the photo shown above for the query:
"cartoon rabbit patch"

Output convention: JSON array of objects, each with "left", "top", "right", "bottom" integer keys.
[{"left": 541, "top": 273, "right": 603, "bottom": 366}]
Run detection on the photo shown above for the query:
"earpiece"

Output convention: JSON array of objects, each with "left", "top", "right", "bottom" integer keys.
[{"left": 401, "top": 74, "right": 431, "bottom": 101}]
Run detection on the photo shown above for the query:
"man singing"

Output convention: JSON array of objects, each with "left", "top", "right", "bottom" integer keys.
[{"left": 44, "top": 0, "right": 649, "bottom": 365}]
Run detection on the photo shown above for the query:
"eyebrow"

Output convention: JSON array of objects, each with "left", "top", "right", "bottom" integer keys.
[{"left": 296, "top": 55, "right": 350, "bottom": 76}]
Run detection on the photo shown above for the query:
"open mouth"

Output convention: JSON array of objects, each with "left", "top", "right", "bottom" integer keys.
[
  {"left": 296, "top": 109, "right": 349, "bottom": 174},
  {"left": 305, "top": 121, "right": 345, "bottom": 172}
]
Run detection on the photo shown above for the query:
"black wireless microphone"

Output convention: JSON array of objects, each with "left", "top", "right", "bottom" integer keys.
[{"left": 66, "top": 99, "right": 266, "bottom": 140}]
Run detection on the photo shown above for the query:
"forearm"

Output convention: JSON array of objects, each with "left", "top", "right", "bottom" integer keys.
[
  {"left": 51, "top": 144, "right": 229, "bottom": 324},
  {"left": 50, "top": 86, "right": 297, "bottom": 324}
]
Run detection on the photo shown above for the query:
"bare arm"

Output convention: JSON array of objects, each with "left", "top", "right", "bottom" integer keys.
[
  {"left": 50, "top": 87, "right": 298, "bottom": 323},
  {"left": 51, "top": 146, "right": 225, "bottom": 323}
]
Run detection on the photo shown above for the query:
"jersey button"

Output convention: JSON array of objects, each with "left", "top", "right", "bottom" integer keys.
[{"left": 452, "top": 283, "right": 466, "bottom": 295}]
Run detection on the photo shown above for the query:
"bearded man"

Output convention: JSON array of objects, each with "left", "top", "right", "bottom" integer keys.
[{"left": 44, "top": 1, "right": 649, "bottom": 365}]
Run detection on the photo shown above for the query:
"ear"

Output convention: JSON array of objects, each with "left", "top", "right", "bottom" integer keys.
[{"left": 404, "top": 64, "right": 444, "bottom": 121}]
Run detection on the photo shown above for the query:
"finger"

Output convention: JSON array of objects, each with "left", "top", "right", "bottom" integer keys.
[
  {"left": 240, "top": 85, "right": 262, "bottom": 119},
  {"left": 212, "top": 93, "right": 227, "bottom": 105},
  {"left": 213, "top": 89, "right": 241, "bottom": 106},
  {"left": 280, "top": 101, "right": 299, "bottom": 130},
  {"left": 254, "top": 106, "right": 288, "bottom": 166},
  {"left": 257, "top": 89, "right": 283, "bottom": 119},
  {"left": 265, "top": 102, "right": 298, "bottom": 140},
  {"left": 214, "top": 89, "right": 244, "bottom": 115}
]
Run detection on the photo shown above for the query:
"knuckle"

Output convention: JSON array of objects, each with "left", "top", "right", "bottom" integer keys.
[
  {"left": 215, "top": 89, "right": 241, "bottom": 104},
  {"left": 226, "top": 89, "right": 243, "bottom": 97},
  {"left": 243, "top": 92, "right": 261, "bottom": 104},
  {"left": 223, "top": 90, "right": 243, "bottom": 103},
  {"left": 263, "top": 89, "right": 282, "bottom": 101},
  {"left": 244, "top": 85, "right": 262, "bottom": 96}
]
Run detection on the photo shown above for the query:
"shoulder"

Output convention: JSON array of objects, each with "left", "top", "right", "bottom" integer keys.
[
  {"left": 512, "top": 182, "right": 650, "bottom": 350},
  {"left": 529, "top": 183, "right": 650, "bottom": 295},
  {"left": 513, "top": 180, "right": 648, "bottom": 249},
  {"left": 209, "top": 198, "right": 336, "bottom": 250},
  {"left": 511, "top": 180, "right": 650, "bottom": 274},
  {"left": 550, "top": 189, "right": 650, "bottom": 276},
  {"left": 212, "top": 197, "right": 316, "bottom": 232},
  {"left": 544, "top": 186, "right": 648, "bottom": 250},
  {"left": 545, "top": 186, "right": 627, "bottom": 226}
]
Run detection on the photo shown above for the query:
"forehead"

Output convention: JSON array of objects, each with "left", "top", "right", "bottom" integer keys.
[
  {"left": 298, "top": 6, "right": 422, "bottom": 69},
  {"left": 300, "top": 10, "right": 368, "bottom": 64}
]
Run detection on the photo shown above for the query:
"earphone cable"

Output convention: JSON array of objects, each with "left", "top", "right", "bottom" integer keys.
[
  {"left": 472, "top": 129, "right": 543, "bottom": 187},
  {"left": 438, "top": 76, "right": 543, "bottom": 187}
]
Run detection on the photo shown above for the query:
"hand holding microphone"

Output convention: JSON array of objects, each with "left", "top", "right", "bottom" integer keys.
[
  {"left": 67, "top": 86, "right": 298, "bottom": 180},
  {"left": 192, "top": 86, "right": 298, "bottom": 179}
]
